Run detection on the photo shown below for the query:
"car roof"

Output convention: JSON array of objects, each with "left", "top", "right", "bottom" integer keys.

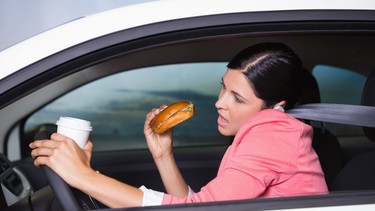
[{"left": 0, "top": 0, "right": 375, "bottom": 80}]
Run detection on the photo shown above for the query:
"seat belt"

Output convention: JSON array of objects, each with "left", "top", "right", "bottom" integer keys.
[{"left": 287, "top": 103, "right": 375, "bottom": 127}]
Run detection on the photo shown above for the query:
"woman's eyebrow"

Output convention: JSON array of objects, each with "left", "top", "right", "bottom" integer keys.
[{"left": 232, "top": 90, "right": 247, "bottom": 102}]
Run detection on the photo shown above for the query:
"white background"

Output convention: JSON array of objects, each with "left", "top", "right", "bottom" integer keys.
[{"left": 0, "top": 0, "right": 152, "bottom": 51}]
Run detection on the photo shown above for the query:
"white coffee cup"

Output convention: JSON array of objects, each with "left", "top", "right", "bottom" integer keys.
[{"left": 56, "top": 116, "right": 92, "bottom": 148}]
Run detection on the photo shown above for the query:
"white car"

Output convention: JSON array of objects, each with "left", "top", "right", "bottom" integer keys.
[{"left": 1, "top": 0, "right": 375, "bottom": 210}]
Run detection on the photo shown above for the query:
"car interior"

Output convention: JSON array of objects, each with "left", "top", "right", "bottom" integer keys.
[
  {"left": 1, "top": 16, "right": 375, "bottom": 210},
  {"left": 329, "top": 69, "right": 375, "bottom": 191}
]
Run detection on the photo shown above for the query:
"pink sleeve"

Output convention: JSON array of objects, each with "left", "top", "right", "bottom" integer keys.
[{"left": 163, "top": 121, "right": 303, "bottom": 205}]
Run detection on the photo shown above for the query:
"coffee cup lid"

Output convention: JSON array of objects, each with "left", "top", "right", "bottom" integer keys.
[{"left": 56, "top": 116, "right": 92, "bottom": 131}]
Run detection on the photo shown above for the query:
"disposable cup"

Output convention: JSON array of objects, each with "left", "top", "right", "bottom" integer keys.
[{"left": 56, "top": 116, "right": 92, "bottom": 148}]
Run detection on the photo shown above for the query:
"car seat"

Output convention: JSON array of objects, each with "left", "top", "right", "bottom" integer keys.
[
  {"left": 298, "top": 70, "right": 344, "bottom": 187},
  {"left": 330, "top": 70, "right": 375, "bottom": 191}
]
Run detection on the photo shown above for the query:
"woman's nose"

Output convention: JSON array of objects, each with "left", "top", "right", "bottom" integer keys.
[{"left": 215, "top": 90, "right": 225, "bottom": 110}]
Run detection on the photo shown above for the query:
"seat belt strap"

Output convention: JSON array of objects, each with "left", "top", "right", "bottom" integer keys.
[{"left": 287, "top": 103, "right": 375, "bottom": 127}]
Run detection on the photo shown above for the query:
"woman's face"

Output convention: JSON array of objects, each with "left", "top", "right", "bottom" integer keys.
[{"left": 215, "top": 69, "right": 265, "bottom": 136}]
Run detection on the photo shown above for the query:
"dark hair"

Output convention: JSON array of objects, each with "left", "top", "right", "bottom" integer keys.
[{"left": 227, "top": 42, "right": 303, "bottom": 110}]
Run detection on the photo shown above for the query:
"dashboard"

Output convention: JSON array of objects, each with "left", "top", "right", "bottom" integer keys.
[{"left": 0, "top": 153, "right": 32, "bottom": 209}]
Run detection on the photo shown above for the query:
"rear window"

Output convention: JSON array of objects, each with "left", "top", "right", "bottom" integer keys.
[
  {"left": 312, "top": 65, "right": 366, "bottom": 105},
  {"left": 312, "top": 65, "right": 367, "bottom": 137}
]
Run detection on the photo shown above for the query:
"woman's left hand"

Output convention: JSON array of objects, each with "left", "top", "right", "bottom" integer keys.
[
  {"left": 30, "top": 133, "right": 94, "bottom": 188},
  {"left": 144, "top": 104, "right": 174, "bottom": 161}
]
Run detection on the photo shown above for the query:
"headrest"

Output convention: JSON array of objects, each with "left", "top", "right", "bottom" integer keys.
[
  {"left": 362, "top": 70, "right": 375, "bottom": 141},
  {"left": 298, "top": 70, "right": 321, "bottom": 105}
]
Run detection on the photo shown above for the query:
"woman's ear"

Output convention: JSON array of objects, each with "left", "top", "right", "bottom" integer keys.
[{"left": 273, "top": 100, "right": 286, "bottom": 112}]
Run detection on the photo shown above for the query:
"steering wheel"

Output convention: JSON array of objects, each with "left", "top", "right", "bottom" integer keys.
[
  {"left": 43, "top": 167, "right": 100, "bottom": 210},
  {"left": 35, "top": 131, "right": 100, "bottom": 210}
]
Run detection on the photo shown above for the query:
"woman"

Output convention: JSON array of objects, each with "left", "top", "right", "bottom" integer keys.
[{"left": 30, "top": 42, "right": 328, "bottom": 208}]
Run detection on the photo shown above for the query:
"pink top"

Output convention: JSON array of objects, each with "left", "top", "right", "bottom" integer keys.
[{"left": 163, "top": 109, "right": 328, "bottom": 204}]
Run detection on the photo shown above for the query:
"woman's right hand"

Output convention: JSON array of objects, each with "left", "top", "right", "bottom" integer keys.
[
  {"left": 144, "top": 104, "right": 174, "bottom": 161},
  {"left": 30, "top": 133, "right": 95, "bottom": 188}
]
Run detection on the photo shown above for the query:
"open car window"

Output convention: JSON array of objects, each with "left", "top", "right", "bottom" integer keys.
[{"left": 24, "top": 63, "right": 231, "bottom": 152}]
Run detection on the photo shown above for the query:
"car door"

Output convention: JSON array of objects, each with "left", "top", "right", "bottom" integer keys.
[{"left": 2, "top": 7, "right": 375, "bottom": 211}]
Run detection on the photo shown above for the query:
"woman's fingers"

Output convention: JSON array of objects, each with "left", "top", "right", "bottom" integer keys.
[
  {"left": 30, "top": 133, "right": 69, "bottom": 148},
  {"left": 145, "top": 105, "right": 168, "bottom": 128},
  {"left": 31, "top": 146, "right": 54, "bottom": 158},
  {"left": 30, "top": 139, "right": 53, "bottom": 149},
  {"left": 50, "top": 132, "right": 70, "bottom": 141},
  {"left": 149, "top": 105, "right": 168, "bottom": 117},
  {"left": 31, "top": 141, "right": 63, "bottom": 167},
  {"left": 33, "top": 155, "right": 50, "bottom": 166},
  {"left": 83, "top": 140, "right": 93, "bottom": 161},
  {"left": 30, "top": 133, "right": 79, "bottom": 163}
]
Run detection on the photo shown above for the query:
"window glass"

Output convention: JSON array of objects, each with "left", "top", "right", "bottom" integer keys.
[
  {"left": 312, "top": 65, "right": 366, "bottom": 137},
  {"left": 24, "top": 63, "right": 230, "bottom": 152},
  {"left": 312, "top": 65, "right": 366, "bottom": 105}
]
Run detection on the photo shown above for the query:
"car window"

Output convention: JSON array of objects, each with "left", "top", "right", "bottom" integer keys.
[
  {"left": 312, "top": 65, "right": 367, "bottom": 137},
  {"left": 24, "top": 63, "right": 231, "bottom": 152},
  {"left": 312, "top": 65, "right": 366, "bottom": 105}
]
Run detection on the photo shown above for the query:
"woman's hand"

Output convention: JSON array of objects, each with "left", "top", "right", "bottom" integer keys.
[
  {"left": 144, "top": 104, "right": 174, "bottom": 161},
  {"left": 144, "top": 105, "right": 189, "bottom": 197},
  {"left": 30, "top": 133, "right": 94, "bottom": 188},
  {"left": 31, "top": 133, "right": 145, "bottom": 208}
]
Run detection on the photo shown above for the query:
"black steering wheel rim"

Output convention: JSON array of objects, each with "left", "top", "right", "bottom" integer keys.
[{"left": 43, "top": 166, "right": 82, "bottom": 210}]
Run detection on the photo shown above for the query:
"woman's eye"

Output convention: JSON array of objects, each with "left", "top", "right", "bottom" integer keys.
[
  {"left": 220, "top": 81, "right": 225, "bottom": 89},
  {"left": 234, "top": 96, "right": 244, "bottom": 103}
]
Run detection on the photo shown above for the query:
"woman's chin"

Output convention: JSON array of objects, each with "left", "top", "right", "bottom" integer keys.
[{"left": 218, "top": 126, "right": 234, "bottom": 136}]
